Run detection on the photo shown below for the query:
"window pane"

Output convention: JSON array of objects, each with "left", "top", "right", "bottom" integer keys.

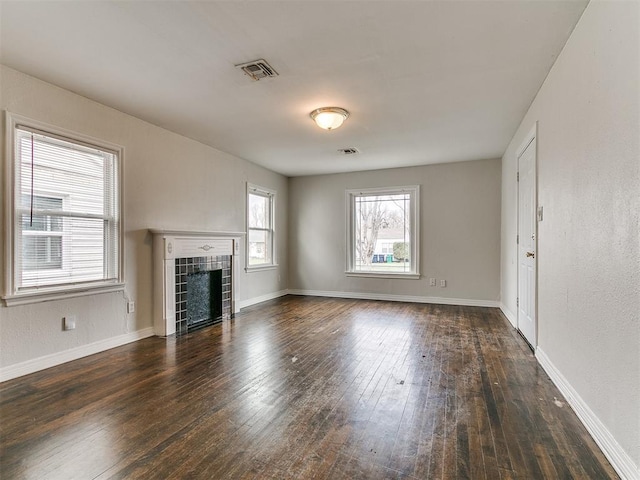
[
  {"left": 352, "top": 192, "right": 413, "bottom": 273},
  {"left": 248, "top": 193, "right": 270, "bottom": 229},
  {"left": 20, "top": 216, "right": 108, "bottom": 287},
  {"left": 21, "top": 195, "right": 63, "bottom": 231},
  {"left": 248, "top": 228, "right": 272, "bottom": 265},
  {"left": 23, "top": 236, "right": 62, "bottom": 270}
]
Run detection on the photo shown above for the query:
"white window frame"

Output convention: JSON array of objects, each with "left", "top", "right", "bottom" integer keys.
[
  {"left": 3, "top": 112, "right": 125, "bottom": 306},
  {"left": 346, "top": 185, "right": 420, "bottom": 279},
  {"left": 246, "top": 183, "right": 277, "bottom": 271}
]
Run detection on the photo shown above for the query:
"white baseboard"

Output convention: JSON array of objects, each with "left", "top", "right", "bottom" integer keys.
[
  {"left": 500, "top": 302, "right": 517, "bottom": 328},
  {"left": 287, "top": 289, "right": 499, "bottom": 308},
  {"left": 0, "top": 327, "right": 155, "bottom": 383},
  {"left": 536, "top": 348, "right": 639, "bottom": 480},
  {"left": 238, "top": 289, "right": 289, "bottom": 310}
]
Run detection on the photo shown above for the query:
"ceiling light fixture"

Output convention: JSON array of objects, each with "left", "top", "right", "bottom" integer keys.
[{"left": 310, "top": 107, "right": 349, "bottom": 130}]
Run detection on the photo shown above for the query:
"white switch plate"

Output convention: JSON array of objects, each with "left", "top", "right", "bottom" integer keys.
[
  {"left": 440, "top": 279, "right": 446, "bottom": 287},
  {"left": 64, "top": 315, "right": 76, "bottom": 330},
  {"left": 429, "top": 278, "right": 436, "bottom": 286},
  {"left": 127, "top": 301, "right": 135, "bottom": 314}
]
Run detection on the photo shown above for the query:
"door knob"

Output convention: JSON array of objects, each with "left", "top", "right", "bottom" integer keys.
[{"left": 526, "top": 251, "right": 535, "bottom": 258}]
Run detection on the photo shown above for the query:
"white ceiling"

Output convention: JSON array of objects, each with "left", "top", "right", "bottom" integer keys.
[{"left": 0, "top": 1, "right": 587, "bottom": 177}]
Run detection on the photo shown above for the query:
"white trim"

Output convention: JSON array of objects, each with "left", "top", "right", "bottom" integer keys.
[
  {"left": 238, "top": 289, "right": 289, "bottom": 309},
  {"left": 148, "top": 229, "right": 245, "bottom": 237},
  {"left": 3, "top": 282, "right": 125, "bottom": 306},
  {"left": 345, "top": 271, "right": 420, "bottom": 280},
  {"left": 288, "top": 289, "right": 499, "bottom": 308},
  {"left": 345, "top": 185, "right": 420, "bottom": 276},
  {"left": 245, "top": 264, "right": 279, "bottom": 273},
  {"left": 536, "top": 348, "right": 639, "bottom": 480},
  {"left": 500, "top": 302, "right": 518, "bottom": 328},
  {"left": 516, "top": 123, "right": 538, "bottom": 159},
  {"left": 0, "top": 327, "right": 155, "bottom": 383}
]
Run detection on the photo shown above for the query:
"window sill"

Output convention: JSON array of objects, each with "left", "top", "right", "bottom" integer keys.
[
  {"left": 3, "top": 282, "right": 125, "bottom": 306},
  {"left": 345, "top": 271, "right": 420, "bottom": 280},
  {"left": 245, "top": 264, "right": 279, "bottom": 273}
]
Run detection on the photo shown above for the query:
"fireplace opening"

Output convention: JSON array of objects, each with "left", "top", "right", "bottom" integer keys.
[
  {"left": 175, "top": 255, "right": 232, "bottom": 335},
  {"left": 187, "top": 269, "right": 222, "bottom": 329}
]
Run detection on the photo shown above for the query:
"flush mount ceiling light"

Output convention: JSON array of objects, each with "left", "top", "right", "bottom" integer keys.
[{"left": 310, "top": 107, "right": 350, "bottom": 130}]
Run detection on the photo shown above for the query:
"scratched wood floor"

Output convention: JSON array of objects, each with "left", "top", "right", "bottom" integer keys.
[{"left": 0, "top": 296, "right": 617, "bottom": 479}]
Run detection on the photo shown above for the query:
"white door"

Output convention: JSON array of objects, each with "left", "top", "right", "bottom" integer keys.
[{"left": 517, "top": 136, "right": 537, "bottom": 348}]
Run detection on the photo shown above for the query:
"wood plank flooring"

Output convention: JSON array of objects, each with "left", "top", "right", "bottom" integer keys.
[{"left": 0, "top": 296, "right": 618, "bottom": 479}]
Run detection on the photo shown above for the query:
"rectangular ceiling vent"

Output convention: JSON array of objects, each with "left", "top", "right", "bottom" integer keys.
[
  {"left": 338, "top": 147, "right": 360, "bottom": 155},
  {"left": 236, "top": 59, "right": 279, "bottom": 81}
]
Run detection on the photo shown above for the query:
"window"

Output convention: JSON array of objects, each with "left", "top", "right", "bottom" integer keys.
[
  {"left": 4, "top": 113, "right": 124, "bottom": 305},
  {"left": 346, "top": 185, "right": 420, "bottom": 278},
  {"left": 246, "top": 184, "right": 276, "bottom": 269}
]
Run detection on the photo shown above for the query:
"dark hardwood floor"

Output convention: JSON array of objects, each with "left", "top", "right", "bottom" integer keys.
[{"left": 0, "top": 296, "right": 617, "bottom": 479}]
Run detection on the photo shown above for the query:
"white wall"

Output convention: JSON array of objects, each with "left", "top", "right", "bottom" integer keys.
[
  {"left": 501, "top": 1, "right": 639, "bottom": 475},
  {"left": 289, "top": 159, "right": 501, "bottom": 304},
  {"left": 0, "top": 66, "right": 288, "bottom": 374}
]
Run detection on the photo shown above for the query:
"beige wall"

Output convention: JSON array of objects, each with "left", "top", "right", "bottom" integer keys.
[
  {"left": 0, "top": 66, "right": 288, "bottom": 371},
  {"left": 501, "top": 0, "right": 639, "bottom": 472},
  {"left": 289, "top": 159, "right": 501, "bottom": 304}
]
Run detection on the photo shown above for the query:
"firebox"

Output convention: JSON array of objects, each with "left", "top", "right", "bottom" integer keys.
[
  {"left": 187, "top": 269, "right": 222, "bottom": 328},
  {"left": 174, "top": 256, "right": 230, "bottom": 335}
]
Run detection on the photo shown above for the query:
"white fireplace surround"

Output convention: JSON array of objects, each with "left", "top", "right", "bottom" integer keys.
[{"left": 151, "top": 230, "right": 243, "bottom": 336}]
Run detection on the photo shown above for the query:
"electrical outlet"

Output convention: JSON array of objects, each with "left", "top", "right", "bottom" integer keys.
[
  {"left": 127, "top": 301, "right": 135, "bottom": 314},
  {"left": 429, "top": 278, "right": 436, "bottom": 286},
  {"left": 63, "top": 315, "right": 76, "bottom": 331},
  {"left": 440, "top": 279, "right": 446, "bottom": 288}
]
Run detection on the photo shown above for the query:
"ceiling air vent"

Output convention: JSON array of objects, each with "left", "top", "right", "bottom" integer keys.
[
  {"left": 338, "top": 148, "right": 360, "bottom": 155},
  {"left": 236, "top": 59, "right": 279, "bottom": 81}
]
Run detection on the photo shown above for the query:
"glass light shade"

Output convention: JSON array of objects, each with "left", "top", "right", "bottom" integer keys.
[{"left": 310, "top": 107, "right": 349, "bottom": 130}]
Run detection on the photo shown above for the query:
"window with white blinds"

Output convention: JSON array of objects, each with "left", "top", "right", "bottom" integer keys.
[{"left": 5, "top": 115, "right": 123, "bottom": 302}]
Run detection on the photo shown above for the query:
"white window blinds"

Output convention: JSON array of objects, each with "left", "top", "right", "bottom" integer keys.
[{"left": 13, "top": 125, "right": 121, "bottom": 291}]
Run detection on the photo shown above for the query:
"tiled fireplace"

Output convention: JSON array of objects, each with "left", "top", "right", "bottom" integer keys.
[{"left": 151, "top": 230, "right": 243, "bottom": 336}]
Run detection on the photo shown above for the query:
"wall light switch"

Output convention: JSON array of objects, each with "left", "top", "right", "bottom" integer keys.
[
  {"left": 440, "top": 279, "right": 446, "bottom": 288},
  {"left": 63, "top": 315, "right": 76, "bottom": 331},
  {"left": 429, "top": 278, "right": 436, "bottom": 286},
  {"left": 127, "top": 301, "right": 135, "bottom": 314}
]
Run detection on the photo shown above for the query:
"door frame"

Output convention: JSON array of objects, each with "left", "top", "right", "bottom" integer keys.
[{"left": 516, "top": 123, "right": 538, "bottom": 349}]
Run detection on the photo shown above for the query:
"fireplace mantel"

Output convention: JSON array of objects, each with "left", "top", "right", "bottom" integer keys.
[
  {"left": 149, "top": 229, "right": 245, "bottom": 238},
  {"left": 151, "top": 230, "right": 244, "bottom": 336}
]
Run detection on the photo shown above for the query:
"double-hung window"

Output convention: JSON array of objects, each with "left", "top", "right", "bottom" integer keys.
[
  {"left": 346, "top": 185, "right": 420, "bottom": 278},
  {"left": 4, "top": 113, "right": 124, "bottom": 305},
  {"left": 246, "top": 183, "right": 276, "bottom": 269}
]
